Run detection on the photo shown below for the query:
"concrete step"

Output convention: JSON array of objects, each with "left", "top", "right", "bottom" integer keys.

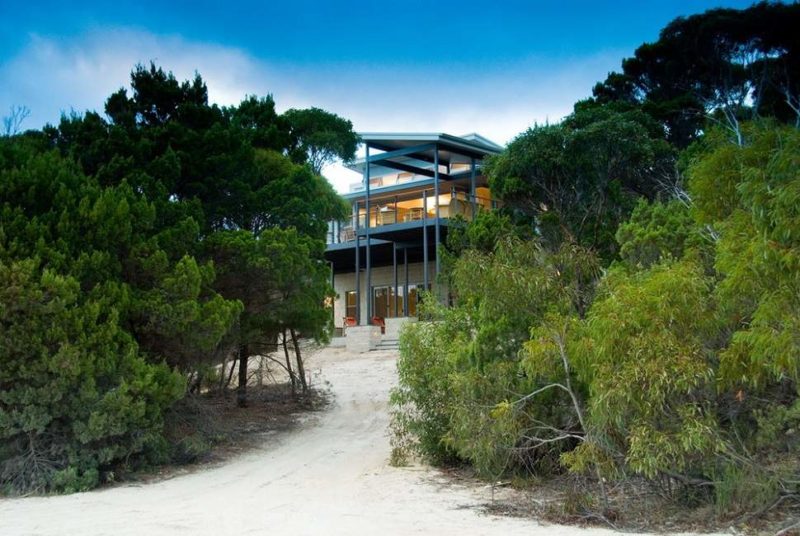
[{"left": 372, "top": 339, "right": 400, "bottom": 351}]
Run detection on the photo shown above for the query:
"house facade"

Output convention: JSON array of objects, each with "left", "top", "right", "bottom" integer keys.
[{"left": 324, "top": 132, "right": 502, "bottom": 340}]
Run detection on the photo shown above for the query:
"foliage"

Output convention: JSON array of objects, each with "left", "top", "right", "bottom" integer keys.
[
  {"left": 392, "top": 237, "right": 600, "bottom": 476},
  {"left": 283, "top": 107, "right": 360, "bottom": 174},
  {"left": 53, "top": 63, "right": 350, "bottom": 235},
  {"left": 486, "top": 107, "right": 675, "bottom": 261},
  {"left": 615, "top": 198, "right": 709, "bottom": 269},
  {"left": 444, "top": 210, "right": 519, "bottom": 257},
  {"left": 0, "top": 63, "right": 352, "bottom": 491},
  {"left": 395, "top": 122, "right": 800, "bottom": 521},
  {"left": 0, "top": 259, "right": 184, "bottom": 494},
  {"left": 590, "top": 2, "right": 800, "bottom": 146},
  {"left": 0, "top": 142, "right": 240, "bottom": 372},
  {"left": 391, "top": 314, "right": 463, "bottom": 465},
  {"left": 204, "top": 228, "right": 334, "bottom": 349},
  {"left": 690, "top": 123, "right": 800, "bottom": 390},
  {"left": 394, "top": 5, "right": 800, "bottom": 524},
  {"left": 564, "top": 260, "right": 721, "bottom": 479}
]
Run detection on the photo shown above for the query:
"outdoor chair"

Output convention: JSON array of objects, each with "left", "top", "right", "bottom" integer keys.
[{"left": 371, "top": 316, "right": 386, "bottom": 334}]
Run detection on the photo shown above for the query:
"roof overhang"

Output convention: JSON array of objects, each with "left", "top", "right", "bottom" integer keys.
[{"left": 346, "top": 132, "right": 502, "bottom": 176}]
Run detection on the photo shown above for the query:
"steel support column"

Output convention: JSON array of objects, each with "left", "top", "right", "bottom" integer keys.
[
  {"left": 393, "top": 242, "right": 398, "bottom": 317},
  {"left": 470, "top": 157, "right": 477, "bottom": 216},
  {"left": 434, "top": 145, "right": 441, "bottom": 296},
  {"left": 422, "top": 190, "right": 429, "bottom": 292},
  {"left": 403, "top": 247, "right": 409, "bottom": 317},
  {"left": 365, "top": 144, "right": 372, "bottom": 323},
  {"left": 355, "top": 231, "right": 360, "bottom": 325}
]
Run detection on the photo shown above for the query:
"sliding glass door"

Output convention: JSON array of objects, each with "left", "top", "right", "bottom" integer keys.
[{"left": 372, "top": 283, "right": 429, "bottom": 318}]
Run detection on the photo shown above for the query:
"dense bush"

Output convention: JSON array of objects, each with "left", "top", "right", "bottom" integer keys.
[
  {"left": 485, "top": 107, "right": 675, "bottom": 261},
  {"left": 392, "top": 238, "right": 598, "bottom": 476},
  {"left": 0, "top": 259, "right": 184, "bottom": 493},
  {"left": 392, "top": 123, "right": 800, "bottom": 520},
  {"left": 0, "top": 64, "right": 354, "bottom": 493}
]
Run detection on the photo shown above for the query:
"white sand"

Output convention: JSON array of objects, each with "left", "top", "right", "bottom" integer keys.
[{"left": 0, "top": 347, "right": 662, "bottom": 535}]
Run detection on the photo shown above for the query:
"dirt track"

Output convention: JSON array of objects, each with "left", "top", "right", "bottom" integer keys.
[{"left": 0, "top": 347, "right": 623, "bottom": 536}]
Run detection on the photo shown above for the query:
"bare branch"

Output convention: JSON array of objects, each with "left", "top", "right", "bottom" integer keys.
[{"left": 2, "top": 105, "right": 30, "bottom": 136}]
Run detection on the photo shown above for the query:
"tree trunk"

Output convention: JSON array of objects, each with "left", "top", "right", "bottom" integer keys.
[
  {"left": 290, "top": 328, "right": 308, "bottom": 394},
  {"left": 225, "top": 352, "right": 237, "bottom": 389},
  {"left": 282, "top": 329, "right": 297, "bottom": 396},
  {"left": 188, "top": 371, "right": 201, "bottom": 394},
  {"left": 218, "top": 358, "right": 226, "bottom": 392},
  {"left": 237, "top": 344, "right": 249, "bottom": 407}
]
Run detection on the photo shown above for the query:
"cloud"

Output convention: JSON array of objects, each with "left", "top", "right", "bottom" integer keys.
[
  {"left": 0, "top": 29, "right": 299, "bottom": 123},
  {"left": 0, "top": 28, "right": 625, "bottom": 192}
]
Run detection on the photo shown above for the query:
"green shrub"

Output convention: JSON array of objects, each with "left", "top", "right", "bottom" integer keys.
[
  {"left": 391, "top": 238, "right": 597, "bottom": 476},
  {"left": 616, "top": 199, "right": 709, "bottom": 270},
  {"left": 391, "top": 317, "right": 461, "bottom": 465},
  {"left": 0, "top": 259, "right": 184, "bottom": 494}
]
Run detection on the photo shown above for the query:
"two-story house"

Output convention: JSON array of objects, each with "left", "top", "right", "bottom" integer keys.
[{"left": 325, "top": 132, "right": 502, "bottom": 345}]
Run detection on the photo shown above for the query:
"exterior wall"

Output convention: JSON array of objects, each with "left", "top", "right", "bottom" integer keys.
[
  {"left": 344, "top": 326, "right": 382, "bottom": 353},
  {"left": 384, "top": 316, "right": 417, "bottom": 339},
  {"left": 332, "top": 261, "right": 437, "bottom": 328}
]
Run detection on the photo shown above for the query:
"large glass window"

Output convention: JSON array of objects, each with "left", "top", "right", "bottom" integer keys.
[
  {"left": 406, "top": 283, "right": 431, "bottom": 317},
  {"left": 373, "top": 286, "right": 390, "bottom": 319},
  {"left": 372, "top": 286, "right": 404, "bottom": 318},
  {"left": 408, "top": 285, "right": 419, "bottom": 317},
  {"left": 371, "top": 283, "right": 432, "bottom": 318},
  {"left": 345, "top": 291, "right": 357, "bottom": 320}
]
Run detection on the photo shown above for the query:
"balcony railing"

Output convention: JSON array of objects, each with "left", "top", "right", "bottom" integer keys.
[{"left": 326, "top": 188, "right": 498, "bottom": 245}]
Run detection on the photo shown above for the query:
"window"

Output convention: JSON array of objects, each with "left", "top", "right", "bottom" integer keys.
[
  {"left": 373, "top": 286, "right": 390, "bottom": 319},
  {"left": 407, "top": 285, "right": 419, "bottom": 316},
  {"left": 371, "top": 284, "right": 431, "bottom": 318},
  {"left": 406, "top": 283, "right": 431, "bottom": 317},
  {"left": 372, "top": 286, "right": 404, "bottom": 318},
  {"left": 345, "top": 291, "right": 357, "bottom": 320}
]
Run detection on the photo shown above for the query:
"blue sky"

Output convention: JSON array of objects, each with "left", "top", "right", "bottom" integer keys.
[{"left": 1, "top": 0, "right": 755, "bottom": 190}]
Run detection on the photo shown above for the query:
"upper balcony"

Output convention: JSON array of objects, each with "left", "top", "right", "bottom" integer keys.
[
  {"left": 326, "top": 132, "right": 503, "bottom": 248},
  {"left": 326, "top": 185, "right": 498, "bottom": 245},
  {"left": 346, "top": 162, "right": 480, "bottom": 194}
]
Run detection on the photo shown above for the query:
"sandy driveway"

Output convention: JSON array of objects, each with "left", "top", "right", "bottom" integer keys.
[{"left": 0, "top": 347, "right": 621, "bottom": 536}]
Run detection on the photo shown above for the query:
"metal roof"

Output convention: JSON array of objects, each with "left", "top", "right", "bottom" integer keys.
[
  {"left": 345, "top": 132, "right": 502, "bottom": 174},
  {"left": 361, "top": 131, "right": 502, "bottom": 155}
]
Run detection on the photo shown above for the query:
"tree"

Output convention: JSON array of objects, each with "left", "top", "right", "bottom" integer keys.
[
  {"left": 486, "top": 107, "right": 675, "bottom": 260},
  {"left": 204, "top": 228, "right": 333, "bottom": 405},
  {"left": 558, "top": 260, "right": 720, "bottom": 481},
  {"left": 54, "top": 63, "right": 351, "bottom": 235},
  {"left": 392, "top": 236, "right": 600, "bottom": 475},
  {"left": 0, "top": 141, "right": 239, "bottom": 375},
  {"left": 2, "top": 105, "right": 30, "bottom": 136},
  {"left": 0, "top": 63, "right": 355, "bottom": 493},
  {"left": 282, "top": 107, "right": 360, "bottom": 174},
  {"left": 688, "top": 123, "right": 800, "bottom": 391},
  {"left": 615, "top": 198, "right": 709, "bottom": 270},
  {"left": 0, "top": 259, "right": 184, "bottom": 493},
  {"left": 590, "top": 2, "right": 800, "bottom": 146}
]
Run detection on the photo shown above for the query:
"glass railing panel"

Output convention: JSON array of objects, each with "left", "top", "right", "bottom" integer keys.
[{"left": 327, "top": 190, "right": 497, "bottom": 244}]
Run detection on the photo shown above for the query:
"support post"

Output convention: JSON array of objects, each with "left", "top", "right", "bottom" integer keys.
[
  {"left": 393, "top": 241, "right": 398, "bottom": 317},
  {"left": 423, "top": 190, "right": 429, "bottom": 293},
  {"left": 470, "top": 156, "right": 477, "bottom": 217},
  {"left": 403, "top": 247, "right": 409, "bottom": 317},
  {"left": 365, "top": 144, "right": 372, "bottom": 323},
  {"left": 354, "top": 201, "right": 360, "bottom": 325},
  {"left": 355, "top": 231, "right": 360, "bottom": 325},
  {"left": 329, "top": 261, "right": 335, "bottom": 329},
  {"left": 434, "top": 145, "right": 441, "bottom": 295}
]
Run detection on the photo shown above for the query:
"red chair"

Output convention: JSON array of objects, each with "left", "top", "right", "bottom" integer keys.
[
  {"left": 371, "top": 316, "right": 386, "bottom": 334},
  {"left": 342, "top": 316, "right": 357, "bottom": 334}
]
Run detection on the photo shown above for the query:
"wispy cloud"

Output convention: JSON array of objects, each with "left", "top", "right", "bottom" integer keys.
[{"left": 0, "top": 28, "right": 625, "bottom": 191}]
